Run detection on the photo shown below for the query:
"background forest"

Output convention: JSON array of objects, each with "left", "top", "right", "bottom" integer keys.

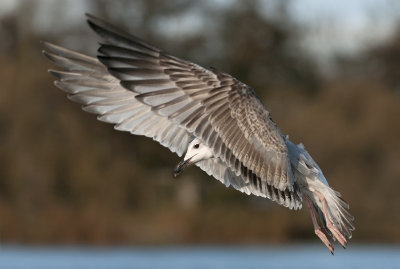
[{"left": 0, "top": 0, "right": 399, "bottom": 245}]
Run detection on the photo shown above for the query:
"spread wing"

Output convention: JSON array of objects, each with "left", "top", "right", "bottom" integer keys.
[
  {"left": 42, "top": 42, "right": 191, "bottom": 156},
  {"left": 43, "top": 14, "right": 302, "bottom": 209}
]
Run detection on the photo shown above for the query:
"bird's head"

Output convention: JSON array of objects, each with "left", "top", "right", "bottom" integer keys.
[{"left": 173, "top": 138, "right": 213, "bottom": 177}]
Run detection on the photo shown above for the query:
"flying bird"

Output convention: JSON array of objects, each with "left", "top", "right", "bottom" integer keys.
[{"left": 42, "top": 14, "right": 354, "bottom": 254}]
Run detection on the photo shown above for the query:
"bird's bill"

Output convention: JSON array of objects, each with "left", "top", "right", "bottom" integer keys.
[{"left": 173, "top": 157, "right": 193, "bottom": 177}]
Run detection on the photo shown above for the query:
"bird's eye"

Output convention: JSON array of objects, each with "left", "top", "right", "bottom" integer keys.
[{"left": 194, "top": 144, "right": 200, "bottom": 149}]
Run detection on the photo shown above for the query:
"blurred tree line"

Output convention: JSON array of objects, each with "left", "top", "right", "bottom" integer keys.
[{"left": 0, "top": 0, "right": 399, "bottom": 244}]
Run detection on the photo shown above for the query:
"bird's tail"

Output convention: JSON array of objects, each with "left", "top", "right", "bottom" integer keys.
[
  {"left": 286, "top": 140, "right": 354, "bottom": 249},
  {"left": 312, "top": 186, "right": 355, "bottom": 242}
]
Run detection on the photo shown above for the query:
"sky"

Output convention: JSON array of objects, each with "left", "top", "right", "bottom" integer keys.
[{"left": 288, "top": 0, "right": 399, "bottom": 60}]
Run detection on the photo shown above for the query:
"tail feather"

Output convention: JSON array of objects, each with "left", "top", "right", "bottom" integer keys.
[
  {"left": 287, "top": 139, "right": 354, "bottom": 248},
  {"left": 322, "top": 188, "right": 355, "bottom": 240}
]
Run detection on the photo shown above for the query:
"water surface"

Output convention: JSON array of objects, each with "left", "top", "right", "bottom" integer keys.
[{"left": 0, "top": 245, "right": 398, "bottom": 269}]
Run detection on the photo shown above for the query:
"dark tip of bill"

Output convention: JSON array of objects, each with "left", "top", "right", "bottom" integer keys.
[{"left": 173, "top": 170, "right": 180, "bottom": 178}]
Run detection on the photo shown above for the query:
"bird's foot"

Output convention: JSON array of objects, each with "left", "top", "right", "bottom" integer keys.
[
  {"left": 326, "top": 222, "right": 347, "bottom": 249},
  {"left": 314, "top": 228, "right": 334, "bottom": 255},
  {"left": 304, "top": 195, "right": 335, "bottom": 255},
  {"left": 314, "top": 191, "right": 348, "bottom": 249}
]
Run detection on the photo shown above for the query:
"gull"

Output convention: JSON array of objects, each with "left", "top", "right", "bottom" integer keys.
[{"left": 42, "top": 14, "right": 354, "bottom": 254}]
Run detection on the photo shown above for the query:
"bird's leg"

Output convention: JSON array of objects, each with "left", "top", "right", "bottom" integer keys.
[
  {"left": 304, "top": 195, "right": 334, "bottom": 255},
  {"left": 314, "top": 191, "right": 347, "bottom": 248}
]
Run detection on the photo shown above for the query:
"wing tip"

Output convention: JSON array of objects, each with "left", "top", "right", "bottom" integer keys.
[
  {"left": 85, "top": 13, "right": 124, "bottom": 41},
  {"left": 85, "top": 13, "right": 105, "bottom": 27},
  {"left": 48, "top": 69, "right": 63, "bottom": 79}
]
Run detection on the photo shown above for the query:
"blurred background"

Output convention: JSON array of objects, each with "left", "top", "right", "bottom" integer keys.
[{"left": 1, "top": 0, "right": 400, "bottom": 255}]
